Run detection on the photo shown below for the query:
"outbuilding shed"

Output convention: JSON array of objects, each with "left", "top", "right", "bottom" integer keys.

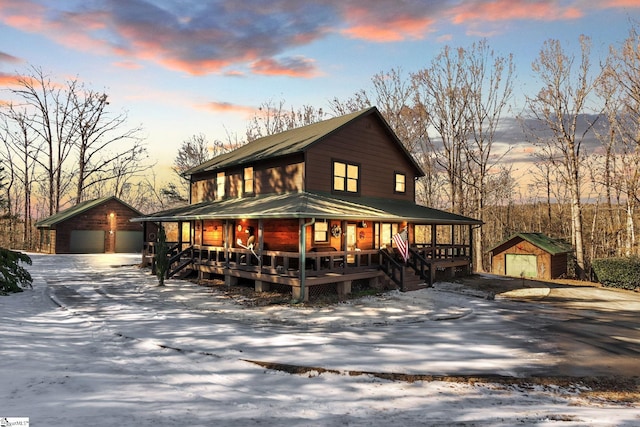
[
  {"left": 489, "top": 232, "right": 573, "bottom": 280},
  {"left": 35, "top": 196, "right": 151, "bottom": 254}
]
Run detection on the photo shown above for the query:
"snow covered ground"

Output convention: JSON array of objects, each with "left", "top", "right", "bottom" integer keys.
[{"left": 1, "top": 253, "right": 639, "bottom": 426}]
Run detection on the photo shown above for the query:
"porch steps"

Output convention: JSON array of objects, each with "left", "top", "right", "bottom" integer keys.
[{"left": 402, "top": 266, "right": 428, "bottom": 291}]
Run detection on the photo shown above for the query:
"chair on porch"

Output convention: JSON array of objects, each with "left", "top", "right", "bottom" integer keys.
[{"left": 238, "top": 235, "right": 259, "bottom": 265}]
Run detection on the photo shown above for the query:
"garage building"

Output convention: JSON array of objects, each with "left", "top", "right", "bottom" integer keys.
[
  {"left": 489, "top": 232, "right": 573, "bottom": 280},
  {"left": 35, "top": 196, "right": 149, "bottom": 254}
]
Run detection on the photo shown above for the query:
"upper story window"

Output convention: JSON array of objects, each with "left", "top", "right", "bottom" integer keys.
[
  {"left": 216, "top": 172, "right": 225, "bottom": 200},
  {"left": 244, "top": 167, "right": 254, "bottom": 195},
  {"left": 395, "top": 172, "right": 406, "bottom": 193},
  {"left": 333, "top": 160, "right": 359, "bottom": 194}
]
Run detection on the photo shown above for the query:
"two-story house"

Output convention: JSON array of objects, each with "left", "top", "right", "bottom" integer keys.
[{"left": 133, "top": 107, "right": 481, "bottom": 301}]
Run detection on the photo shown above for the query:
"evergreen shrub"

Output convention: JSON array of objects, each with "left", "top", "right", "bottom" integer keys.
[
  {"left": 0, "top": 248, "right": 33, "bottom": 294},
  {"left": 591, "top": 257, "right": 640, "bottom": 290}
]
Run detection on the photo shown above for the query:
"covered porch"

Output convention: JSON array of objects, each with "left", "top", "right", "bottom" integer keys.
[{"left": 133, "top": 192, "right": 481, "bottom": 301}]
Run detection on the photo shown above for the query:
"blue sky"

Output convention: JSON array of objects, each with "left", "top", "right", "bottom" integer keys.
[{"left": 1, "top": 0, "right": 639, "bottom": 175}]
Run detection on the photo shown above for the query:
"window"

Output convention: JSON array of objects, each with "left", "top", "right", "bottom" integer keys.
[
  {"left": 216, "top": 172, "right": 225, "bottom": 200},
  {"left": 380, "top": 223, "right": 399, "bottom": 246},
  {"left": 314, "top": 221, "right": 329, "bottom": 243},
  {"left": 395, "top": 172, "right": 406, "bottom": 193},
  {"left": 244, "top": 167, "right": 254, "bottom": 195},
  {"left": 333, "top": 161, "right": 359, "bottom": 193}
]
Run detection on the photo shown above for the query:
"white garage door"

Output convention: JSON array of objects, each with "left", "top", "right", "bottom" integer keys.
[
  {"left": 505, "top": 254, "right": 537, "bottom": 278},
  {"left": 70, "top": 230, "right": 105, "bottom": 253}
]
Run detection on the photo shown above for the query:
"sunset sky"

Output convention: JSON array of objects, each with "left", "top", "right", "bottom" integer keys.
[{"left": 1, "top": 0, "right": 639, "bottom": 176}]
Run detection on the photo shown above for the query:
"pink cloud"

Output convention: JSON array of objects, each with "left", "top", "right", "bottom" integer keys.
[
  {"left": 340, "top": 5, "right": 436, "bottom": 42},
  {"left": 201, "top": 101, "right": 256, "bottom": 118},
  {"left": 599, "top": 0, "right": 640, "bottom": 7},
  {"left": 449, "top": 0, "right": 583, "bottom": 24},
  {"left": 1, "top": 0, "right": 637, "bottom": 80},
  {"left": 0, "top": 71, "right": 27, "bottom": 87},
  {"left": 251, "top": 57, "right": 319, "bottom": 78},
  {"left": 112, "top": 60, "right": 143, "bottom": 70}
]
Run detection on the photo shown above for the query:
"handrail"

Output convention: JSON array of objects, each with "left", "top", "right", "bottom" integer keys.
[
  {"left": 408, "top": 246, "right": 430, "bottom": 281},
  {"left": 378, "top": 248, "right": 405, "bottom": 291},
  {"left": 167, "top": 244, "right": 194, "bottom": 278}
]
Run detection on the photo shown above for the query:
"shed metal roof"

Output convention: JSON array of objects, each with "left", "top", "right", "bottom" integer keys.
[
  {"left": 490, "top": 232, "right": 573, "bottom": 255},
  {"left": 131, "top": 191, "right": 481, "bottom": 225}
]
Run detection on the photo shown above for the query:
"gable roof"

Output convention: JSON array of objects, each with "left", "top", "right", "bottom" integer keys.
[
  {"left": 185, "top": 107, "right": 424, "bottom": 177},
  {"left": 35, "top": 196, "right": 142, "bottom": 228},
  {"left": 489, "top": 232, "right": 573, "bottom": 255},
  {"left": 131, "top": 191, "right": 481, "bottom": 225}
]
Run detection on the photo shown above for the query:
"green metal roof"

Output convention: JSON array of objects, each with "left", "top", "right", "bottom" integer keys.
[
  {"left": 184, "top": 107, "right": 424, "bottom": 177},
  {"left": 35, "top": 196, "right": 142, "bottom": 228},
  {"left": 490, "top": 232, "right": 573, "bottom": 255},
  {"left": 131, "top": 191, "right": 481, "bottom": 225}
]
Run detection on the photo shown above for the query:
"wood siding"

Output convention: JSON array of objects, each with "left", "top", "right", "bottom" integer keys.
[
  {"left": 305, "top": 114, "right": 417, "bottom": 200},
  {"left": 44, "top": 199, "right": 145, "bottom": 254},
  {"left": 491, "top": 238, "right": 567, "bottom": 280},
  {"left": 190, "top": 155, "right": 304, "bottom": 203}
]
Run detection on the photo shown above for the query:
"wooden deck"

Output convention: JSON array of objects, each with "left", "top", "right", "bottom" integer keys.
[{"left": 143, "top": 243, "right": 473, "bottom": 301}]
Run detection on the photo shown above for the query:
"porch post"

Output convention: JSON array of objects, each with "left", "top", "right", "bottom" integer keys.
[
  {"left": 298, "top": 217, "right": 316, "bottom": 302},
  {"left": 431, "top": 224, "right": 436, "bottom": 259},
  {"left": 468, "top": 224, "right": 473, "bottom": 274},
  {"left": 224, "top": 219, "right": 230, "bottom": 269},
  {"left": 258, "top": 218, "right": 264, "bottom": 268},
  {"left": 142, "top": 221, "right": 148, "bottom": 265}
]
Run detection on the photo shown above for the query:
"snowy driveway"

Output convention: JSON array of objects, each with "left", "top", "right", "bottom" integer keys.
[
  {"left": 37, "top": 253, "right": 562, "bottom": 377},
  {"left": 33, "top": 253, "right": 638, "bottom": 377},
  {"left": 3, "top": 253, "right": 640, "bottom": 426}
]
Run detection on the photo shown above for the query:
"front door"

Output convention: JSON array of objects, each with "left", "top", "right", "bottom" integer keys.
[{"left": 346, "top": 223, "right": 357, "bottom": 264}]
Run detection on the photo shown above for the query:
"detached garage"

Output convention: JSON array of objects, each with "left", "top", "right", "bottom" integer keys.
[
  {"left": 489, "top": 233, "right": 573, "bottom": 280},
  {"left": 35, "top": 196, "right": 152, "bottom": 254}
]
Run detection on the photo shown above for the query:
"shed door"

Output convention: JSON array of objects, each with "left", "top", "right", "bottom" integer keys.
[
  {"left": 115, "top": 231, "right": 143, "bottom": 253},
  {"left": 70, "top": 230, "right": 105, "bottom": 253},
  {"left": 505, "top": 254, "right": 537, "bottom": 278}
]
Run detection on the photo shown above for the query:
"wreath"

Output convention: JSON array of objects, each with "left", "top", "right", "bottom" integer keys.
[{"left": 331, "top": 224, "right": 342, "bottom": 238}]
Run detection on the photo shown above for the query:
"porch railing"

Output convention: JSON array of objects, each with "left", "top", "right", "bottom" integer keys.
[
  {"left": 141, "top": 242, "right": 471, "bottom": 286},
  {"left": 189, "top": 245, "right": 382, "bottom": 276}
]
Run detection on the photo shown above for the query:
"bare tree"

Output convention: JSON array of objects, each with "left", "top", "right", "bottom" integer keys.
[
  {"left": 412, "top": 46, "right": 472, "bottom": 215},
  {"left": 70, "top": 87, "right": 146, "bottom": 204},
  {"left": 599, "top": 23, "right": 640, "bottom": 256},
  {"left": 9, "top": 66, "right": 78, "bottom": 215},
  {"left": 463, "top": 40, "right": 515, "bottom": 271},
  {"left": 245, "top": 99, "right": 326, "bottom": 141},
  {"left": 173, "top": 133, "right": 218, "bottom": 175},
  {"left": 524, "top": 36, "right": 601, "bottom": 278},
  {"left": 0, "top": 108, "right": 39, "bottom": 247}
]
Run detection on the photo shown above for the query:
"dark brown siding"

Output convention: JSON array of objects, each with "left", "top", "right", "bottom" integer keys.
[
  {"left": 51, "top": 199, "right": 144, "bottom": 253},
  {"left": 190, "top": 154, "right": 304, "bottom": 202},
  {"left": 305, "top": 114, "right": 417, "bottom": 200},
  {"left": 550, "top": 253, "right": 568, "bottom": 279}
]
